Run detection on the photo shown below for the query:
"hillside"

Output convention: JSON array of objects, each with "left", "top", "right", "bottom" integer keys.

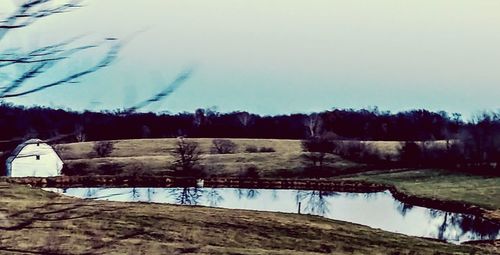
[
  {"left": 56, "top": 138, "right": 362, "bottom": 177},
  {"left": 0, "top": 183, "right": 496, "bottom": 254}
]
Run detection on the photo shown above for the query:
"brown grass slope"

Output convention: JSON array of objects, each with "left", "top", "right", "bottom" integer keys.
[
  {"left": 56, "top": 138, "right": 361, "bottom": 177},
  {"left": 0, "top": 183, "right": 497, "bottom": 255}
]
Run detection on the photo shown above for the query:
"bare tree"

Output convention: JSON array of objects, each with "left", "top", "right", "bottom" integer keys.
[
  {"left": 304, "top": 113, "right": 323, "bottom": 138},
  {"left": 193, "top": 108, "right": 205, "bottom": 127},
  {"left": 74, "top": 124, "right": 86, "bottom": 142},
  {"left": 237, "top": 111, "right": 253, "bottom": 128},
  {"left": 301, "top": 138, "right": 336, "bottom": 170},
  {"left": 170, "top": 137, "right": 203, "bottom": 177}
]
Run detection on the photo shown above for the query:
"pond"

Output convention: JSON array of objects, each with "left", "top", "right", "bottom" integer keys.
[{"left": 44, "top": 187, "right": 500, "bottom": 244}]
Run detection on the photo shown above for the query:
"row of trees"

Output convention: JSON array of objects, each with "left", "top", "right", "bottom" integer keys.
[
  {"left": 1, "top": 103, "right": 494, "bottom": 143},
  {"left": 301, "top": 112, "right": 500, "bottom": 175}
]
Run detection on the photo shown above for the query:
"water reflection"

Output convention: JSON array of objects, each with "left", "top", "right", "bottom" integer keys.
[
  {"left": 169, "top": 187, "right": 203, "bottom": 205},
  {"left": 396, "top": 202, "right": 414, "bottom": 217},
  {"left": 234, "top": 189, "right": 260, "bottom": 200},
  {"left": 45, "top": 187, "right": 500, "bottom": 243},
  {"left": 428, "top": 210, "right": 499, "bottom": 242},
  {"left": 295, "top": 190, "right": 339, "bottom": 216}
]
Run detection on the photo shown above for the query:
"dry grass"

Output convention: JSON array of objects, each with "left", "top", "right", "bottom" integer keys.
[
  {"left": 344, "top": 169, "right": 500, "bottom": 222},
  {"left": 56, "top": 138, "right": 303, "bottom": 158},
  {"left": 0, "top": 183, "right": 496, "bottom": 254},
  {"left": 345, "top": 169, "right": 500, "bottom": 210},
  {"left": 56, "top": 138, "right": 361, "bottom": 177}
]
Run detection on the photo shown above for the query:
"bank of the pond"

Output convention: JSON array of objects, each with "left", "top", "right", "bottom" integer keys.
[
  {"left": 0, "top": 182, "right": 498, "bottom": 254},
  {"left": 2, "top": 175, "right": 500, "bottom": 225},
  {"left": 50, "top": 187, "right": 500, "bottom": 243}
]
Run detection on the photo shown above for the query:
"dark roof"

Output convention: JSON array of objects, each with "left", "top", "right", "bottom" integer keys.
[{"left": 6, "top": 139, "right": 46, "bottom": 164}]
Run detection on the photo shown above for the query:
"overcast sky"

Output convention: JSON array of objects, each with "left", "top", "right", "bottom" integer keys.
[{"left": 1, "top": 0, "right": 500, "bottom": 117}]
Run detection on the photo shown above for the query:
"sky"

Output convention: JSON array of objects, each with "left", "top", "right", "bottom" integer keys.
[{"left": 1, "top": 0, "right": 500, "bottom": 118}]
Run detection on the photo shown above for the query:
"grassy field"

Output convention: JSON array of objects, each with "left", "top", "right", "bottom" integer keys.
[
  {"left": 54, "top": 138, "right": 455, "bottom": 177},
  {"left": 0, "top": 183, "right": 497, "bottom": 255},
  {"left": 55, "top": 138, "right": 362, "bottom": 177},
  {"left": 343, "top": 169, "right": 500, "bottom": 221}
]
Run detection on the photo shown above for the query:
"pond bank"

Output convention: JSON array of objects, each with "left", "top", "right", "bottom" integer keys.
[
  {"left": 2, "top": 182, "right": 494, "bottom": 254},
  {"left": 1, "top": 175, "right": 499, "bottom": 224}
]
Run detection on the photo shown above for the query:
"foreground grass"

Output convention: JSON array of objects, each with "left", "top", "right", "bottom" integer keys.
[{"left": 0, "top": 183, "right": 497, "bottom": 254}]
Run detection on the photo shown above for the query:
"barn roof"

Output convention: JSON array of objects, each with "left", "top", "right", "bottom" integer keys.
[{"left": 6, "top": 139, "right": 47, "bottom": 164}]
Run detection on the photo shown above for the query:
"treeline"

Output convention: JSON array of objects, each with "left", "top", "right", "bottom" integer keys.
[
  {"left": 302, "top": 113, "right": 500, "bottom": 175},
  {"left": 0, "top": 103, "right": 474, "bottom": 143},
  {"left": 1, "top": 103, "right": 499, "bottom": 175}
]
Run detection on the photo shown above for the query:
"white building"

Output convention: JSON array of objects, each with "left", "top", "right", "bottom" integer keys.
[{"left": 5, "top": 139, "right": 64, "bottom": 177}]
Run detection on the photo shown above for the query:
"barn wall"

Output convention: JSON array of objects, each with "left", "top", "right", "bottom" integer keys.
[{"left": 10, "top": 143, "right": 63, "bottom": 177}]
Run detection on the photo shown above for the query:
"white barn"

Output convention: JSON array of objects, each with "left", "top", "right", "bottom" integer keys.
[{"left": 5, "top": 139, "right": 63, "bottom": 177}]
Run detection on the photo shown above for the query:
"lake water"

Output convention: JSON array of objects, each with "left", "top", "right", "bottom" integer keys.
[{"left": 45, "top": 187, "right": 500, "bottom": 244}]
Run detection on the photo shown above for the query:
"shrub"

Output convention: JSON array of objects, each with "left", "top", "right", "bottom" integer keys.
[
  {"left": 240, "top": 166, "right": 260, "bottom": 179},
  {"left": 93, "top": 141, "right": 114, "bottom": 157},
  {"left": 399, "top": 141, "right": 422, "bottom": 166},
  {"left": 97, "top": 163, "right": 122, "bottom": 175},
  {"left": 301, "top": 138, "right": 337, "bottom": 169},
  {"left": 336, "top": 141, "right": 383, "bottom": 164},
  {"left": 62, "top": 162, "right": 90, "bottom": 176},
  {"left": 245, "top": 145, "right": 259, "bottom": 153},
  {"left": 259, "top": 147, "right": 276, "bottom": 153},
  {"left": 211, "top": 139, "right": 237, "bottom": 154}
]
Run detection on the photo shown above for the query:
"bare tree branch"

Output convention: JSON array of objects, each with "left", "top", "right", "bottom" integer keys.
[
  {"left": 0, "top": 0, "right": 82, "bottom": 41},
  {"left": 0, "top": 38, "right": 105, "bottom": 97},
  {"left": 0, "top": 40, "right": 120, "bottom": 98},
  {"left": 123, "top": 68, "right": 193, "bottom": 114},
  {"left": 0, "top": 0, "right": 192, "bottom": 122}
]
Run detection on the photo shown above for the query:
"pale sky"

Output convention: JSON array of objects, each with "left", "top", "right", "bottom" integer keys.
[{"left": 1, "top": 0, "right": 500, "bottom": 117}]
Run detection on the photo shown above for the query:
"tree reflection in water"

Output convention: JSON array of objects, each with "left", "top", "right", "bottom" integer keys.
[
  {"left": 166, "top": 187, "right": 223, "bottom": 206},
  {"left": 234, "top": 189, "right": 261, "bottom": 200},
  {"left": 395, "top": 202, "right": 414, "bottom": 217},
  {"left": 84, "top": 188, "right": 100, "bottom": 198},
  {"left": 146, "top": 188, "right": 156, "bottom": 202},
  {"left": 59, "top": 187, "right": 500, "bottom": 243},
  {"left": 205, "top": 188, "right": 223, "bottom": 207},
  {"left": 168, "top": 187, "right": 203, "bottom": 205},
  {"left": 271, "top": 190, "right": 278, "bottom": 201},
  {"left": 429, "top": 209, "right": 500, "bottom": 241},
  {"left": 295, "top": 190, "right": 339, "bottom": 216},
  {"left": 131, "top": 187, "right": 141, "bottom": 200}
]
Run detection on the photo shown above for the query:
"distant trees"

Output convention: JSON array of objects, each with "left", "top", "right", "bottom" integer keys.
[
  {"left": 0, "top": 104, "right": 476, "bottom": 142},
  {"left": 0, "top": 102, "right": 499, "bottom": 176}
]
